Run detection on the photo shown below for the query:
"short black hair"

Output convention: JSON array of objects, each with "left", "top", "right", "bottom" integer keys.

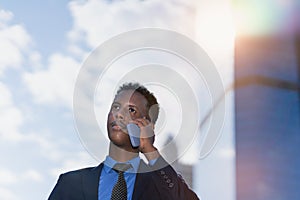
[{"left": 116, "top": 82, "right": 159, "bottom": 124}]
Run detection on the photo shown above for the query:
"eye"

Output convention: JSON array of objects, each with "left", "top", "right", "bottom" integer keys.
[
  {"left": 129, "top": 107, "right": 136, "bottom": 114},
  {"left": 112, "top": 105, "right": 120, "bottom": 111}
]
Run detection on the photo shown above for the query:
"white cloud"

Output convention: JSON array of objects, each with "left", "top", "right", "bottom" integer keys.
[
  {"left": 21, "top": 170, "right": 44, "bottom": 182},
  {"left": 0, "top": 187, "right": 19, "bottom": 200},
  {"left": 68, "top": 0, "right": 197, "bottom": 48},
  {"left": 23, "top": 54, "right": 80, "bottom": 108},
  {"left": 3, "top": 24, "right": 31, "bottom": 48},
  {"left": 0, "top": 9, "right": 13, "bottom": 27},
  {"left": 67, "top": 44, "right": 87, "bottom": 58},
  {"left": 0, "top": 8, "right": 33, "bottom": 76},
  {"left": 50, "top": 151, "right": 97, "bottom": 178},
  {"left": 22, "top": 0, "right": 198, "bottom": 109},
  {"left": 0, "top": 168, "right": 17, "bottom": 185},
  {"left": 0, "top": 82, "right": 24, "bottom": 141},
  {"left": 0, "top": 6, "right": 95, "bottom": 200},
  {"left": 0, "top": 81, "right": 70, "bottom": 161},
  {"left": 28, "top": 51, "right": 42, "bottom": 70},
  {"left": 0, "top": 168, "right": 43, "bottom": 185},
  {"left": 0, "top": 10, "right": 32, "bottom": 76},
  {"left": 24, "top": 131, "right": 75, "bottom": 162}
]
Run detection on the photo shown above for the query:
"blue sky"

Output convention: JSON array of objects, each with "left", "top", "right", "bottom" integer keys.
[
  {"left": 1, "top": 1, "right": 94, "bottom": 199},
  {"left": 0, "top": 0, "right": 239, "bottom": 199},
  {"left": 1, "top": 0, "right": 72, "bottom": 56}
]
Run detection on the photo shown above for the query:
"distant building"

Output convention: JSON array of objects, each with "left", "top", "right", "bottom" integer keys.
[
  {"left": 161, "top": 134, "right": 193, "bottom": 188},
  {"left": 235, "top": 34, "right": 300, "bottom": 199}
]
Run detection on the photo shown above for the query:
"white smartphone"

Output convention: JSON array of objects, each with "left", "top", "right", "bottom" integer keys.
[{"left": 127, "top": 123, "right": 140, "bottom": 148}]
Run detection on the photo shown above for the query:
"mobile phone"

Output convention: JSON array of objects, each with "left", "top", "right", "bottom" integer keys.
[{"left": 127, "top": 123, "right": 140, "bottom": 148}]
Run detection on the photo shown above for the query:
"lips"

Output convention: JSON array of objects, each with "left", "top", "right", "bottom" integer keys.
[
  {"left": 112, "top": 125, "right": 121, "bottom": 131},
  {"left": 111, "top": 121, "right": 126, "bottom": 131}
]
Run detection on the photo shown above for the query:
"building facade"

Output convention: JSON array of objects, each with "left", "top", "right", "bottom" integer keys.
[{"left": 235, "top": 35, "right": 300, "bottom": 199}]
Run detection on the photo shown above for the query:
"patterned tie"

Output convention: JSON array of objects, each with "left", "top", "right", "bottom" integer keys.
[{"left": 110, "top": 163, "right": 132, "bottom": 200}]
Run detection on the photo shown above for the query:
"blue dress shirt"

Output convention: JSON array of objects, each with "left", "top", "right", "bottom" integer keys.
[{"left": 98, "top": 156, "right": 140, "bottom": 200}]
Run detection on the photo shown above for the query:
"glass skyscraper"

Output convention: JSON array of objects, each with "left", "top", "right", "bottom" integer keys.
[{"left": 235, "top": 35, "right": 300, "bottom": 199}]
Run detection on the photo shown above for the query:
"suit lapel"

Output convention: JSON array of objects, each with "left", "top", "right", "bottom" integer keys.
[
  {"left": 82, "top": 160, "right": 157, "bottom": 200},
  {"left": 82, "top": 163, "right": 103, "bottom": 200}
]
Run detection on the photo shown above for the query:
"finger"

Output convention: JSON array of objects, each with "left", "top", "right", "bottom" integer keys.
[
  {"left": 132, "top": 120, "right": 144, "bottom": 128},
  {"left": 143, "top": 116, "right": 151, "bottom": 124},
  {"left": 137, "top": 119, "right": 154, "bottom": 131},
  {"left": 135, "top": 118, "right": 149, "bottom": 126}
]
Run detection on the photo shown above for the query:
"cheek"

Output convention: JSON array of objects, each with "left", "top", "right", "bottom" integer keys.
[
  {"left": 108, "top": 111, "right": 114, "bottom": 119},
  {"left": 136, "top": 110, "right": 147, "bottom": 120},
  {"left": 121, "top": 112, "right": 135, "bottom": 121},
  {"left": 129, "top": 113, "right": 140, "bottom": 121},
  {"left": 107, "top": 112, "right": 113, "bottom": 125}
]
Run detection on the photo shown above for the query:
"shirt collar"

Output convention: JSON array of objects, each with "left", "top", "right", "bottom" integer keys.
[{"left": 103, "top": 155, "right": 140, "bottom": 173}]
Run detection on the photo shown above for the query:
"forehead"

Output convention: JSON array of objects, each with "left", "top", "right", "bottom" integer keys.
[{"left": 114, "top": 90, "right": 148, "bottom": 108}]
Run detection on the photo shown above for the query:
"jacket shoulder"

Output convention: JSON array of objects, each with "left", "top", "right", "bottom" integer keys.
[
  {"left": 48, "top": 165, "right": 102, "bottom": 200},
  {"left": 61, "top": 166, "right": 97, "bottom": 178}
]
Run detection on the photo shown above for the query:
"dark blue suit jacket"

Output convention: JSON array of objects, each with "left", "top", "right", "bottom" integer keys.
[{"left": 48, "top": 157, "right": 199, "bottom": 200}]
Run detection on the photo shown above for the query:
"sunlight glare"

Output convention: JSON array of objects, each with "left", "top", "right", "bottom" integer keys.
[{"left": 195, "top": 0, "right": 235, "bottom": 56}]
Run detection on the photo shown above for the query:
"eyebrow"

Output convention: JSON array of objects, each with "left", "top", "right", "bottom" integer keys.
[{"left": 128, "top": 104, "right": 137, "bottom": 108}]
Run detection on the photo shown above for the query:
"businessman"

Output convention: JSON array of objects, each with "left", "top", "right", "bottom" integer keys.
[{"left": 49, "top": 82, "right": 199, "bottom": 200}]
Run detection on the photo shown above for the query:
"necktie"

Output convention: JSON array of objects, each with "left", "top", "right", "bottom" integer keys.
[{"left": 110, "top": 163, "right": 132, "bottom": 200}]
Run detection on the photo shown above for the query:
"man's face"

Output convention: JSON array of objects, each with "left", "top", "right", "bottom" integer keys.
[{"left": 107, "top": 89, "right": 148, "bottom": 148}]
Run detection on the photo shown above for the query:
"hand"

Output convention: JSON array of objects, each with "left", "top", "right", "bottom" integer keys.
[{"left": 131, "top": 117, "right": 160, "bottom": 161}]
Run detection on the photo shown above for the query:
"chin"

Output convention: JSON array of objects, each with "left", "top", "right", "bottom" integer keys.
[{"left": 108, "top": 129, "right": 130, "bottom": 147}]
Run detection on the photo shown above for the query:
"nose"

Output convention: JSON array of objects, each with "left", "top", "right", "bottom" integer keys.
[
  {"left": 113, "top": 107, "right": 128, "bottom": 121},
  {"left": 115, "top": 110, "right": 124, "bottom": 120}
]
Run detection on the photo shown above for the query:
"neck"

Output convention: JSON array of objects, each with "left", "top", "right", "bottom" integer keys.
[{"left": 109, "top": 142, "right": 139, "bottom": 162}]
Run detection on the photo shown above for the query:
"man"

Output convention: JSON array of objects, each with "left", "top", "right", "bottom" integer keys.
[{"left": 49, "top": 82, "right": 199, "bottom": 200}]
